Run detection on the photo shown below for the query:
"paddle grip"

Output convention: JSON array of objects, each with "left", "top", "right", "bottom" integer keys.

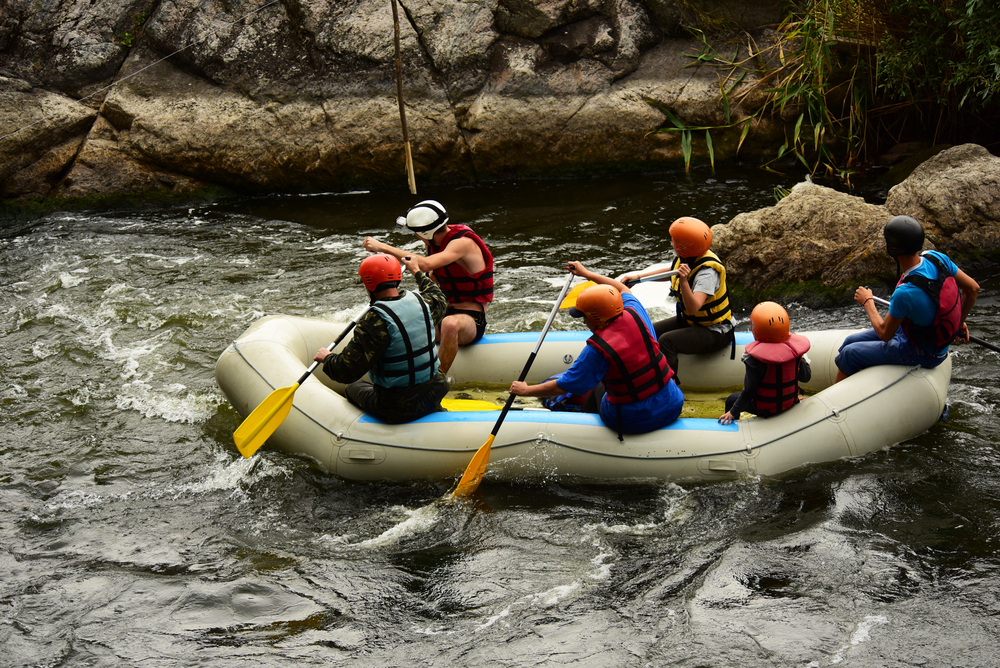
[{"left": 623, "top": 269, "right": 679, "bottom": 287}]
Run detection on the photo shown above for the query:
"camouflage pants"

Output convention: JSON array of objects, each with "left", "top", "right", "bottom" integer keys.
[{"left": 345, "top": 371, "right": 449, "bottom": 424}]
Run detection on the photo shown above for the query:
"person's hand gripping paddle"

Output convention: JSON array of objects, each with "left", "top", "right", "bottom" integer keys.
[
  {"left": 232, "top": 308, "right": 370, "bottom": 458},
  {"left": 559, "top": 268, "right": 678, "bottom": 309}
]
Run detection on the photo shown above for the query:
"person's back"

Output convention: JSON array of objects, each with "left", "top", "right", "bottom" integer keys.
[
  {"left": 314, "top": 254, "right": 449, "bottom": 423},
  {"left": 834, "top": 216, "right": 979, "bottom": 382},
  {"left": 569, "top": 283, "right": 683, "bottom": 436},
  {"left": 892, "top": 250, "right": 961, "bottom": 356},
  {"left": 719, "top": 302, "right": 811, "bottom": 425},
  {"left": 368, "top": 290, "right": 438, "bottom": 388},
  {"left": 508, "top": 263, "right": 684, "bottom": 438}
]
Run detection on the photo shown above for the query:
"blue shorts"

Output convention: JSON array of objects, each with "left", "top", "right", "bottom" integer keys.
[{"left": 835, "top": 328, "right": 947, "bottom": 376}]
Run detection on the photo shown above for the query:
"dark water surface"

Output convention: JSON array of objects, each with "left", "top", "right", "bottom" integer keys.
[{"left": 3, "top": 170, "right": 1000, "bottom": 667}]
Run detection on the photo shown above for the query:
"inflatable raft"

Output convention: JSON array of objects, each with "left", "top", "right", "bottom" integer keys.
[{"left": 216, "top": 315, "right": 951, "bottom": 484}]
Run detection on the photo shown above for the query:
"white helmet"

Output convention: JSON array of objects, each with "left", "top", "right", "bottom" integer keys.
[{"left": 396, "top": 200, "right": 448, "bottom": 240}]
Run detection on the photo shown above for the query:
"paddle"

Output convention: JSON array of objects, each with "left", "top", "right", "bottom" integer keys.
[
  {"left": 441, "top": 398, "right": 502, "bottom": 411},
  {"left": 560, "top": 269, "right": 679, "bottom": 309},
  {"left": 451, "top": 272, "right": 576, "bottom": 499},
  {"left": 233, "top": 309, "right": 369, "bottom": 458},
  {"left": 869, "top": 296, "right": 1000, "bottom": 353}
]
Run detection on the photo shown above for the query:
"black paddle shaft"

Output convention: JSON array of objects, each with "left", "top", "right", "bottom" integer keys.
[
  {"left": 489, "top": 352, "right": 538, "bottom": 436},
  {"left": 969, "top": 335, "right": 1000, "bottom": 354},
  {"left": 488, "top": 273, "right": 576, "bottom": 438},
  {"left": 296, "top": 315, "right": 365, "bottom": 386}
]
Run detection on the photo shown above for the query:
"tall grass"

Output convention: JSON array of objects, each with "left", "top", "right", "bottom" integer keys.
[{"left": 653, "top": 0, "right": 999, "bottom": 180}]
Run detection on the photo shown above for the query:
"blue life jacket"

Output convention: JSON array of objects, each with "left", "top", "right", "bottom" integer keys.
[{"left": 369, "top": 291, "right": 438, "bottom": 388}]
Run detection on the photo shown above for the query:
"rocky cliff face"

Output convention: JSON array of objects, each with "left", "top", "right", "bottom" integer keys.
[{"left": 0, "top": 0, "right": 783, "bottom": 200}]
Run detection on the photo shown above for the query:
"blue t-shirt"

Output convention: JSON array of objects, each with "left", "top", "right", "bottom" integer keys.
[
  {"left": 557, "top": 293, "right": 684, "bottom": 433},
  {"left": 888, "top": 250, "right": 958, "bottom": 353}
]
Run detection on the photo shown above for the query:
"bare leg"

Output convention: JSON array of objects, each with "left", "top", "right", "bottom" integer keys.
[
  {"left": 437, "top": 312, "right": 479, "bottom": 374},
  {"left": 834, "top": 369, "right": 847, "bottom": 384}
]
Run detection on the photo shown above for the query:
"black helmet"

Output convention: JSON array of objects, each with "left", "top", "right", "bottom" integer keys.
[{"left": 883, "top": 215, "right": 924, "bottom": 257}]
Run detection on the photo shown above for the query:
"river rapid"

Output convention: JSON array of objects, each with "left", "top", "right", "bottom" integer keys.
[{"left": 3, "top": 171, "right": 1000, "bottom": 667}]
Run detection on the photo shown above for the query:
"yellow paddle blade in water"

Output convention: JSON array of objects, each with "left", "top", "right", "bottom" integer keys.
[
  {"left": 451, "top": 434, "right": 495, "bottom": 499},
  {"left": 559, "top": 281, "right": 595, "bottom": 309},
  {"left": 233, "top": 383, "right": 299, "bottom": 458}
]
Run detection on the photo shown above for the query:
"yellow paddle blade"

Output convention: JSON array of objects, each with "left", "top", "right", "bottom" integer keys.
[
  {"left": 233, "top": 383, "right": 299, "bottom": 458},
  {"left": 441, "top": 398, "right": 501, "bottom": 411},
  {"left": 451, "top": 434, "right": 495, "bottom": 499},
  {"left": 559, "top": 280, "right": 595, "bottom": 309}
]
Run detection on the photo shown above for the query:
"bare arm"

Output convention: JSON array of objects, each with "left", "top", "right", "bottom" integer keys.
[
  {"left": 620, "top": 265, "right": 674, "bottom": 285},
  {"left": 854, "top": 286, "right": 902, "bottom": 341},
  {"left": 566, "top": 261, "right": 631, "bottom": 295},
  {"left": 362, "top": 236, "right": 425, "bottom": 264},
  {"left": 510, "top": 378, "right": 565, "bottom": 398},
  {"left": 955, "top": 269, "right": 980, "bottom": 341},
  {"left": 675, "top": 262, "right": 710, "bottom": 314},
  {"left": 363, "top": 235, "right": 481, "bottom": 274}
]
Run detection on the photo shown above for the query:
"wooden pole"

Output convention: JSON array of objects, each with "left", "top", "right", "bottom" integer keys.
[{"left": 391, "top": 0, "right": 417, "bottom": 194}]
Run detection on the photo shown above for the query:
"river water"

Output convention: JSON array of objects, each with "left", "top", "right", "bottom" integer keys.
[{"left": 3, "top": 170, "right": 1000, "bottom": 667}]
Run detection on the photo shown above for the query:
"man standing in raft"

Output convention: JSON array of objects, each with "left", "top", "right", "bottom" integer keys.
[
  {"left": 509, "top": 262, "right": 684, "bottom": 439},
  {"left": 622, "top": 217, "right": 734, "bottom": 383},
  {"left": 313, "top": 254, "right": 449, "bottom": 423},
  {"left": 835, "top": 215, "right": 979, "bottom": 381},
  {"left": 363, "top": 200, "right": 493, "bottom": 374},
  {"left": 718, "top": 302, "right": 811, "bottom": 425}
]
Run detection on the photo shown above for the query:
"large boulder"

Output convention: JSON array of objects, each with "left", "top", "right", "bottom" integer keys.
[
  {"left": 885, "top": 144, "right": 1000, "bottom": 258},
  {"left": 712, "top": 182, "right": 892, "bottom": 302}
]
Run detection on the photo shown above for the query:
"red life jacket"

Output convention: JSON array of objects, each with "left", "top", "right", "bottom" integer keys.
[
  {"left": 745, "top": 333, "right": 811, "bottom": 416},
  {"left": 428, "top": 225, "right": 494, "bottom": 304},
  {"left": 897, "top": 252, "right": 962, "bottom": 354},
  {"left": 586, "top": 307, "right": 674, "bottom": 405}
]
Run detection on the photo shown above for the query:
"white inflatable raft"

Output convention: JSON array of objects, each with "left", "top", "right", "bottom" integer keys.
[{"left": 215, "top": 315, "right": 951, "bottom": 484}]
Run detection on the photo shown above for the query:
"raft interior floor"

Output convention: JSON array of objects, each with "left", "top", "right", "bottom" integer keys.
[{"left": 445, "top": 383, "right": 737, "bottom": 420}]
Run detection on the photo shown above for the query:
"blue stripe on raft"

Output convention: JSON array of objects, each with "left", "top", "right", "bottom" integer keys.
[
  {"left": 475, "top": 331, "right": 590, "bottom": 344},
  {"left": 358, "top": 412, "right": 737, "bottom": 431},
  {"left": 472, "top": 330, "right": 754, "bottom": 346}
]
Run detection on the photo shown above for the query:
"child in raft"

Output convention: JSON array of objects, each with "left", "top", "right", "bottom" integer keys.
[{"left": 718, "top": 302, "right": 812, "bottom": 425}]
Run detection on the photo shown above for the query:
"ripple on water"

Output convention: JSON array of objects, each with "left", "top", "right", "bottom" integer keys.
[{"left": 2, "top": 180, "right": 999, "bottom": 667}]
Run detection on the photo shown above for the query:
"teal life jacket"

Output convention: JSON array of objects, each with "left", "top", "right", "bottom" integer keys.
[{"left": 369, "top": 291, "right": 439, "bottom": 388}]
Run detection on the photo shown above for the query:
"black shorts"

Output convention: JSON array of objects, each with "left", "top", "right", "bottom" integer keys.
[{"left": 445, "top": 306, "right": 487, "bottom": 343}]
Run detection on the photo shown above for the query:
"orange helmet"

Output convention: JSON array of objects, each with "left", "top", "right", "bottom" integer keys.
[
  {"left": 750, "top": 301, "right": 791, "bottom": 343},
  {"left": 359, "top": 253, "right": 402, "bottom": 292},
  {"left": 669, "top": 217, "right": 712, "bottom": 258},
  {"left": 569, "top": 285, "right": 623, "bottom": 328}
]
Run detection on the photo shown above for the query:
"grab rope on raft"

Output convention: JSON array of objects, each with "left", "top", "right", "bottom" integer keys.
[
  {"left": 232, "top": 338, "right": 923, "bottom": 461},
  {"left": 0, "top": 0, "right": 283, "bottom": 144}
]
